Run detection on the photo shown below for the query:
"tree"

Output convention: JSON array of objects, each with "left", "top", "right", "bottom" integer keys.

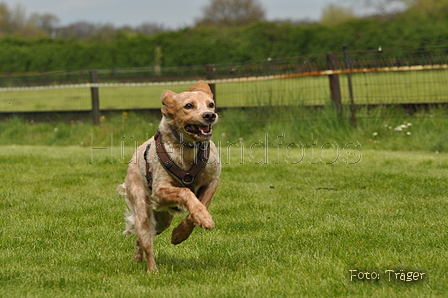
[
  {"left": 195, "top": 0, "right": 265, "bottom": 27},
  {"left": 350, "top": 0, "right": 448, "bottom": 16},
  {"left": 28, "top": 13, "right": 60, "bottom": 36},
  {"left": 134, "top": 22, "right": 166, "bottom": 35},
  {"left": 0, "top": 2, "right": 27, "bottom": 34},
  {"left": 0, "top": 3, "right": 9, "bottom": 35},
  {"left": 320, "top": 4, "right": 357, "bottom": 26},
  {"left": 0, "top": 2, "right": 59, "bottom": 38},
  {"left": 9, "top": 3, "right": 26, "bottom": 30},
  {"left": 404, "top": 0, "right": 448, "bottom": 16},
  {"left": 354, "top": 0, "right": 403, "bottom": 14},
  {"left": 56, "top": 21, "right": 98, "bottom": 39}
]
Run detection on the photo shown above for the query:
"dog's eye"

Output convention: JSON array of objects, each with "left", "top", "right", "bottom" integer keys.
[
  {"left": 208, "top": 102, "right": 215, "bottom": 108},
  {"left": 184, "top": 103, "right": 194, "bottom": 109}
]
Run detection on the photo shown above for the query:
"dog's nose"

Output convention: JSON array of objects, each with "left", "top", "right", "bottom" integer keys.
[{"left": 203, "top": 111, "right": 216, "bottom": 123}]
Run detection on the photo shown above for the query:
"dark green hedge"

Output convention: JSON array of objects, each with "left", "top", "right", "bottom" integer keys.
[{"left": 1, "top": 15, "right": 448, "bottom": 72}]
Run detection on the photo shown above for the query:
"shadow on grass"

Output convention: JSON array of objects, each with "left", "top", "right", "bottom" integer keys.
[{"left": 155, "top": 249, "right": 249, "bottom": 274}]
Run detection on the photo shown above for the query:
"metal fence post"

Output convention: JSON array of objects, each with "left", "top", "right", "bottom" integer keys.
[
  {"left": 343, "top": 45, "right": 357, "bottom": 126},
  {"left": 89, "top": 69, "right": 100, "bottom": 125},
  {"left": 206, "top": 64, "right": 216, "bottom": 102},
  {"left": 326, "top": 52, "right": 342, "bottom": 118}
]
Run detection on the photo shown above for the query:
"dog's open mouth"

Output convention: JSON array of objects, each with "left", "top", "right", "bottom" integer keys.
[{"left": 184, "top": 124, "right": 212, "bottom": 138}]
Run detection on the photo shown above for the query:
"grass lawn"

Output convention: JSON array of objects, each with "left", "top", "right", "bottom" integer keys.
[
  {"left": 1, "top": 145, "right": 447, "bottom": 297},
  {"left": 1, "top": 69, "right": 448, "bottom": 112}
]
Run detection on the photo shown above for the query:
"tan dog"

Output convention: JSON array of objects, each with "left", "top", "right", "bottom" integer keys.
[{"left": 118, "top": 81, "right": 221, "bottom": 274}]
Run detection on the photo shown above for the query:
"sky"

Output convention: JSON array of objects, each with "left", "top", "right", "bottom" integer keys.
[{"left": 2, "top": 0, "right": 385, "bottom": 28}]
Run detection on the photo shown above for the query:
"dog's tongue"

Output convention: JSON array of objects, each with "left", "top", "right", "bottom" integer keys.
[{"left": 198, "top": 126, "right": 211, "bottom": 134}]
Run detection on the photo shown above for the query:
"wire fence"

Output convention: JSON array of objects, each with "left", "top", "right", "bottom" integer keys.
[{"left": 1, "top": 42, "right": 448, "bottom": 121}]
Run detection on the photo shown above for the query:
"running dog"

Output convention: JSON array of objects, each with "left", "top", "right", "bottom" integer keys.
[{"left": 118, "top": 81, "right": 221, "bottom": 274}]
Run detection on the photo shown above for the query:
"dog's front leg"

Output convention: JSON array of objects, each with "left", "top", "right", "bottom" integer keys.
[
  {"left": 154, "top": 183, "right": 215, "bottom": 230},
  {"left": 171, "top": 178, "right": 219, "bottom": 245}
]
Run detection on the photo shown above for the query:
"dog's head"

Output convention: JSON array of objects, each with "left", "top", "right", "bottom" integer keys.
[{"left": 161, "top": 81, "right": 218, "bottom": 142}]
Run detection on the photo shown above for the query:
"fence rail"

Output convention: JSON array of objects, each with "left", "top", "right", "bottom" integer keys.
[
  {"left": 1, "top": 43, "right": 448, "bottom": 124},
  {"left": 1, "top": 63, "right": 448, "bottom": 92}
]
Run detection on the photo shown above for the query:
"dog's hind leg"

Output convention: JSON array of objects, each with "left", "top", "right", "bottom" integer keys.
[
  {"left": 134, "top": 239, "right": 144, "bottom": 262},
  {"left": 126, "top": 179, "right": 158, "bottom": 273},
  {"left": 135, "top": 197, "right": 157, "bottom": 273},
  {"left": 154, "top": 210, "right": 174, "bottom": 235},
  {"left": 171, "top": 178, "right": 219, "bottom": 245},
  {"left": 120, "top": 185, "right": 146, "bottom": 263},
  {"left": 171, "top": 215, "right": 195, "bottom": 245}
]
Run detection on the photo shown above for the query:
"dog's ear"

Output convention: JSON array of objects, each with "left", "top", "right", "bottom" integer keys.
[
  {"left": 190, "top": 81, "right": 214, "bottom": 99},
  {"left": 161, "top": 90, "right": 177, "bottom": 116}
]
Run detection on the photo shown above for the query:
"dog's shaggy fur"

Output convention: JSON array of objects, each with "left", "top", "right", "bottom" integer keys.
[{"left": 117, "top": 81, "right": 221, "bottom": 273}]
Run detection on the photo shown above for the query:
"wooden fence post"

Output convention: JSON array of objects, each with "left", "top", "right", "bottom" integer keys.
[
  {"left": 206, "top": 64, "right": 216, "bottom": 102},
  {"left": 89, "top": 69, "right": 100, "bottom": 125},
  {"left": 326, "top": 52, "right": 342, "bottom": 118},
  {"left": 343, "top": 45, "right": 357, "bottom": 126}
]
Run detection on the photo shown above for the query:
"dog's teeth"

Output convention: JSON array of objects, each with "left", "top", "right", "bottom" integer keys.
[{"left": 199, "top": 126, "right": 211, "bottom": 134}]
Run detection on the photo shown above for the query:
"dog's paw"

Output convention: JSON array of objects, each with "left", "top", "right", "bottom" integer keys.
[
  {"left": 191, "top": 208, "right": 214, "bottom": 229},
  {"left": 134, "top": 253, "right": 143, "bottom": 263},
  {"left": 171, "top": 218, "right": 196, "bottom": 245},
  {"left": 146, "top": 259, "right": 158, "bottom": 274},
  {"left": 146, "top": 267, "right": 159, "bottom": 275}
]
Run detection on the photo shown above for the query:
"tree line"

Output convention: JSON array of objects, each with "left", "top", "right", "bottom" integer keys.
[{"left": 1, "top": 0, "right": 448, "bottom": 72}]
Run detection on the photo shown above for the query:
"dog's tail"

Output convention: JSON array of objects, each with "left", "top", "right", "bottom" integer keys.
[
  {"left": 117, "top": 183, "right": 136, "bottom": 236},
  {"left": 117, "top": 183, "right": 127, "bottom": 197}
]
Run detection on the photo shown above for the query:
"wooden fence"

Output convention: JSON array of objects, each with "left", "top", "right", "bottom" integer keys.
[{"left": 1, "top": 46, "right": 448, "bottom": 124}]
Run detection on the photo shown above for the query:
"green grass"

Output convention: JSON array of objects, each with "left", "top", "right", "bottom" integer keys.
[
  {"left": 1, "top": 105, "right": 447, "bottom": 152},
  {"left": 1, "top": 145, "right": 447, "bottom": 297},
  {"left": 1, "top": 69, "right": 448, "bottom": 111},
  {"left": 0, "top": 105, "right": 447, "bottom": 296}
]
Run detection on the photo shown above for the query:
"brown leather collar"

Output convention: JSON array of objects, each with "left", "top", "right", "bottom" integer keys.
[{"left": 144, "top": 130, "right": 210, "bottom": 193}]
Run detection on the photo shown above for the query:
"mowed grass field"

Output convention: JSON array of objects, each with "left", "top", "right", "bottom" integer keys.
[
  {"left": 1, "top": 144, "right": 447, "bottom": 297},
  {"left": 1, "top": 69, "right": 448, "bottom": 112}
]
